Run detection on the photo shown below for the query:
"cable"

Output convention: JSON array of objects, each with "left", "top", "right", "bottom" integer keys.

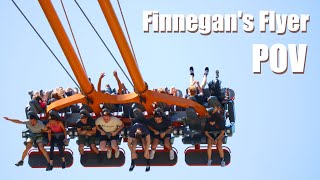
[
  {"left": 116, "top": 0, "right": 139, "bottom": 69},
  {"left": 11, "top": 0, "right": 81, "bottom": 91},
  {"left": 60, "top": 0, "right": 88, "bottom": 77},
  {"left": 74, "top": 0, "right": 134, "bottom": 89}
]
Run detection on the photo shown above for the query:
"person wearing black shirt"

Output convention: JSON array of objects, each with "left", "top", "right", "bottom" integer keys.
[
  {"left": 76, "top": 113, "right": 99, "bottom": 158},
  {"left": 147, "top": 111, "right": 174, "bottom": 160},
  {"left": 204, "top": 107, "right": 226, "bottom": 167},
  {"left": 127, "top": 123, "right": 151, "bottom": 172}
]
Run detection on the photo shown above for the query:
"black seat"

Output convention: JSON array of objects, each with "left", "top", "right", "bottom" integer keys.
[
  {"left": 184, "top": 146, "right": 231, "bottom": 166},
  {"left": 134, "top": 147, "right": 178, "bottom": 166},
  {"left": 28, "top": 148, "right": 73, "bottom": 168},
  {"left": 80, "top": 148, "right": 125, "bottom": 167}
]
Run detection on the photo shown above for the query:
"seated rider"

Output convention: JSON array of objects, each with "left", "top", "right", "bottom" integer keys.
[
  {"left": 76, "top": 112, "right": 100, "bottom": 159},
  {"left": 204, "top": 106, "right": 226, "bottom": 167},
  {"left": 95, "top": 108, "right": 124, "bottom": 159},
  {"left": 3, "top": 115, "right": 51, "bottom": 171},
  {"left": 187, "top": 84, "right": 204, "bottom": 104},
  {"left": 46, "top": 111, "right": 68, "bottom": 170},
  {"left": 147, "top": 110, "right": 174, "bottom": 160},
  {"left": 127, "top": 123, "right": 151, "bottom": 172}
]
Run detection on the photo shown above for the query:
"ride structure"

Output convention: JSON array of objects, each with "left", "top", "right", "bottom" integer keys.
[{"left": 15, "top": 0, "right": 236, "bottom": 168}]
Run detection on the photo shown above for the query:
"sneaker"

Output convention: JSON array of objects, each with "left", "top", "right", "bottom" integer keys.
[
  {"left": 189, "top": 66, "right": 194, "bottom": 76},
  {"left": 61, "top": 161, "right": 66, "bottom": 169},
  {"left": 107, "top": 150, "right": 112, "bottom": 159},
  {"left": 169, "top": 150, "right": 174, "bottom": 160},
  {"left": 129, "top": 164, "right": 135, "bottom": 171},
  {"left": 150, "top": 150, "right": 155, "bottom": 160},
  {"left": 15, "top": 160, "right": 23, "bottom": 167},
  {"left": 221, "top": 159, "right": 226, "bottom": 167},
  {"left": 46, "top": 163, "right": 53, "bottom": 171},
  {"left": 204, "top": 67, "right": 209, "bottom": 76},
  {"left": 115, "top": 149, "right": 120, "bottom": 159},
  {"left": 145, "top": 165, "right": 150, "bottom": 172},
  {"left": 207, "top": 160, "right": 212, "bottom": 166}
]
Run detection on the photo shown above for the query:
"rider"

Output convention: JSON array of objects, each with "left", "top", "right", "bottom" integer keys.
[
  {"left": 46, "top": 111, "right": 68, "bottom": 170},
  {"left": 76, "top": 112, "right": 100, "bottom": 159},
  {"left": 95, "top": 108, "right": 124, "bottom": 159},
  {"left": 3, "top": 115, "right": 51, "bottom": 171},
  {"left": 127, "top": 122, "right": 151, "bottom": 172},
  {"left": 147, "top": 110, "right": 174, "bottom": 160},
  {"left": 204, "top": 106, "right": 226, "bottom": 167}
]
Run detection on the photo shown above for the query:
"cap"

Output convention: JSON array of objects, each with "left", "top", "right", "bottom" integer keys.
[
  {"left": 208, "top": 114, "right": 216, "bottom": 122},
  {"left": 102, "top": 108, "right": 111, "bottom": 116},
  {"left": 49, "top": 110, "right": 61, "bottom": 120},
  {"left": 49, "top": 114, "right": 60, "bottom": 120},
  {"left": 28, "top": 115, "right": 37, "bottom": 120},
  {"left": 154, "top": 111, "right": 162, "bottom": 118},
  {"left": 80, "top": 113, "right": 88, "bottom": 119}
]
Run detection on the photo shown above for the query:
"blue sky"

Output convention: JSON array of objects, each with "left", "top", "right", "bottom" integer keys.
[{"left": 1, "top": 0, "right": 319, "bottom": 180}]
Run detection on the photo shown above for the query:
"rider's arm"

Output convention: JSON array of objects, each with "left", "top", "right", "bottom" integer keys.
[
  {"left": 77, "top": 127, "right": 86, "bottom": 135},
  {"left": 114, "top": 122, "right": 124, "bottom": 135},
  {"left": 97, "top": 73, "right": 105, "bottom": 93},
  {"left": 3, "top": 117, "right": 25, "bottom": 124},
  {"left": 86, "top": 126, "right": 97, "bottom": 136},
  {"left": 164, "top": 125, "right": 173, "bottom": 135},
  {"left": 113, "top": 71, "right": 123, "bottom": 95},
  {"left": 59, "top": 122, "right": 67, "bottom": 138},
  {"left": 204, "top": 131, "right": 213, "bottom": 139},
  {"left": 216, "top": 130, "right": 225, "bottom": 140},
  {"left": 96, "top": 125, "right": 104, "bottom": 134},
  {"left": 147, "top": 125, "right": 158, "bottom": 134}
]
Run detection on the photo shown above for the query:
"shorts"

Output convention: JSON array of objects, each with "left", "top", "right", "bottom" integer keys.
[
  {"left": 78, "top": 135, "right": 96, "bottom": 145},
  {"left": 27, "top": 133, "right": 43, "bottom": 144},
  {"left": 52, "top": 132, "right": 65, "bottom": 139},
  {"left": 100, "top": 134, "right": 119, "bottom": 141},
  {"left": 208, "top": 132, "right": 220, "bottom": 140},
  {"left": 153, "top": 134, "right": 171, "bottom": 140}
]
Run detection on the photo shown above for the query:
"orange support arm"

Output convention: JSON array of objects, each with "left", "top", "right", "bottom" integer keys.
[
  {"left": 38, "top": 0, "right": 93, "bottom": 95},
  {"left": 98, "top": 0, "right": 147, "bottom": 94}
]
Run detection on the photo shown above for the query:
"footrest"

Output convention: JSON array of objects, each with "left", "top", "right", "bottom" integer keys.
[
  {"left": 80, "top": 149, "right": 125, "bottom": 167},
  {"left": 185, "top": 146, "right": 231, "bottom": 166},
  {"left": 135, "top": 148, "right": 178, "bottom": 166},
  {"left": 28, "top": 148, "right": 73, "bottom": 168}
]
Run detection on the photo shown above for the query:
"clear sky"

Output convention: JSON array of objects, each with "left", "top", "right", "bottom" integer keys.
[{"left": 1, "top": 0, "right": 319, "bottom": 180}]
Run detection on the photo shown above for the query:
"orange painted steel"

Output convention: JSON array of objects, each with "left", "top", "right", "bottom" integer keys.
[
  {"left": 98, "top": 0, "right": 146, "bottom": 94},
  {"left": 40, "top": 0, "right": 208, "bottom": 118},
  {"left": 47, "top": 93, "right": 87, "bottom": 112},
  {"left": 39, "top": 0, "right": 92, "bottom": 95}
]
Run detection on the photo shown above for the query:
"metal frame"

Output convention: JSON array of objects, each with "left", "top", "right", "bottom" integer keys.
[{"left": 38, "top": 0, "right": 208, "bottom": 117}]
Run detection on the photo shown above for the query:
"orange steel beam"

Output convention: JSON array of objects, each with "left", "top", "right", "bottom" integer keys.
[
  {"left": 39, "top": 0, "right": 92, "bottom": 95},
  {"left": 46, "top": 91, "right": 141, "bottom": 113},
  {"left": 98, "top": 0, "right": 147, "bottom": 94},
  {"left": 47, "top": 93, "right": 87, "bottom": 112},
  {"left": 144, "top": 90, "right": 208, "bottom": 117}
]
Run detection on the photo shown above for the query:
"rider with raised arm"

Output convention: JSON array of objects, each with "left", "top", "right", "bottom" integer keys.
[{"left": 3, "top": 115, "right": 51, "bottom": 171}]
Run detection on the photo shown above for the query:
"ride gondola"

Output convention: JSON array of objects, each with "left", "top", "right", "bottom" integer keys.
[{"left": 11, "top": 0, "right": 236, "bottom": 169}]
